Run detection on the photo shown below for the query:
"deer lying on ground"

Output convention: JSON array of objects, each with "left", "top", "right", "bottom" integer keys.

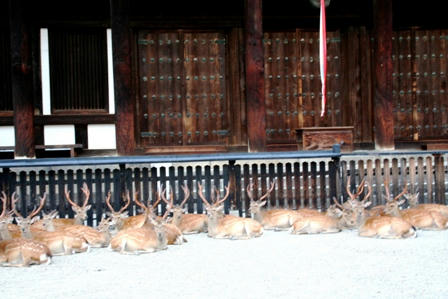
[
  {"left": 12, "top": 193, "right": 89, "bottom": 255},
  {"left": 32, "top": 183, "right": 92, "bottom": 230},
  {"left": 248, "top": 180, "right": 319, "bottom": 230},
  {"left": 198, "top": 182, "right": 263, "bottom": 240},
  {"left": 109, "top": 190, "right": 170, "bottom": 254},
  {"left": 404, "top": 192, "right": 448, "bottom": 219},
  {"left": 38, "top": 210, "right": 112, "bottom": 247},
  {"left": 357, "top": 184, "right": 417, "bottom": 238},
  {"left": 382, "top": 189, "right": 448, "bottom": 230},
  {"left": 0, "top": 193, "right": 52, "bottom": 267},
  {"left": 161, "top": 183, "right": 208, "bottom": 234}
]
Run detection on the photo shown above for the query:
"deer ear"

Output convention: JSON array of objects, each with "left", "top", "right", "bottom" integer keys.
[
  {"left": 120, "top": 211, "right": 129, "bottom": 218},
  {"left": 398, "top": 199, "right": 406, "bottom": 206},
  {"left": 31, "top": 216, "right": 40, "bottom": 224},
  {"left": 85, "top": 205, "right": 92, "bottom": 211},
  {"left": 260, "top": 200, "right": 267, "bottom": 207}
]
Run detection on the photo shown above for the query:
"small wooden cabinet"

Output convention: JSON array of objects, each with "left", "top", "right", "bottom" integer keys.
[{"left": 296, "top": 126, "right": 354, "bottom": 152}]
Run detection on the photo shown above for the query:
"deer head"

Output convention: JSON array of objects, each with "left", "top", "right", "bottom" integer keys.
[
  {"left": 64, "top": 183, "right": 91, "bottom": 224},
  {"left": 198, "top": 182, "right": 230, "bottom": 224},
  {"left": 344, "top": 177, "right": 366, "bottom": 209},
  {"left": 247, "top": 179, "right": 276, "bottom": 219},
  {"left": 13, "top": 192, "right": 46, "bottom": 238},
  {"left": 105, "top": 190, "right": 131, "bottom": 229},
  {"left": 160, "top": 183, "right": 190, "bottom": 225},
  {"left": 383, "top": 181, "right": 408, "bottom": 217},
  {"left": 403, "top": 192, "right": 420, "bottom": 208}
]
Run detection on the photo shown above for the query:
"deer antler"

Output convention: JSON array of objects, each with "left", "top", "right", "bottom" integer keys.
[
  {"left": 394, "top": 184, "right": 408, "bottom": 202},
  {"left": 0, "top": 191, "right": 7, "bottom": 217},
  {"left": 346, "top": 176, "right": 365, "bottom": 200},
  {"left": 133, "top": 190, "right": 148, "bottom": 213},
  {"left": 259, "top": 179, "right": 277, "bottom": 202},
  {"left": 214, "top": 183, "right": 231, "bottom": 206},
  {"left": 179, "top": 183, "right": 190, "bottom": 208},
  {"left": 332, "top": 196, "right": 344, "bottom": 210},
  {"left": 64, "top": 186, "right": 78, "bottom": 208},
  {"left": 197, "top": 182, "right": 211, "bottom": 208},
  {"left": 160, "top": 186, "right": 174, "bottom": 211},
  {"left": 361, "top": 181, "right": 373, "bottom": 204},
  {"left": 12, "top": 192, "right": 46, "bottom": 219},
  {"left": 80, "top": 183, "right": 90, "bottom": 207},
  {"left": 246, "top": 183, "right": 255, "bottom": 202}
]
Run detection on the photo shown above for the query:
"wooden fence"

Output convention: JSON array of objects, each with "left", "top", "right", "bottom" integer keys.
[{"left": 0, "top": 149, "right": 447, "bottom": 226}]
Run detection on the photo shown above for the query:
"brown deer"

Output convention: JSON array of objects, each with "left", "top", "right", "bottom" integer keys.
[
  {"left": 383, "top": 189, "right": 448, "bottom": 230},
  {"left": 32, "top": 183, "right": 91, "bottom": 229},
  {"left": 248, "top": 179, "right": 318, "bottom": 230},
  {"left": 358, "top": 184, "right": 417, "bottom": 238},
  {"left": 290, "top": 197, "right": 361, "bottom": 234},
  {"left": 109, "top": 215, "right": 168, "bottom": 254},
  {"left": 12, "top": 193, "right": 89, "bottom": 255},
  {"left": 0, "top": 192, "right": 52, "bottom": 267},
  {"left": 198, "top": 182, "right": 263, "bottom": 240},
  {"left": 404, "top": 192, "right": 448, "bottom": 219},
  {"left": 38, "top": 210, "right": 112, "bottom": 247},
  {"left": 160, "top": 183, "right": 208, "bottom": 234}
]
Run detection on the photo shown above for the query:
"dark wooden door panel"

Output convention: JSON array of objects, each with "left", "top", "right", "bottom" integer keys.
[{"left": 137, "top": 31, "right": 230, "bottom": 148}]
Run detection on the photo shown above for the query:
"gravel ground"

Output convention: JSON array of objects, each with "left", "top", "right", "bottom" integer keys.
[{"left": 1, "top": 229, "right": 448, "bottom": 299}]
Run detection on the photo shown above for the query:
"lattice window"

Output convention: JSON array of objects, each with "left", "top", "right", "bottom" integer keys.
[{"left": 48, "top": 28, "right": 108, "bottom": 113}]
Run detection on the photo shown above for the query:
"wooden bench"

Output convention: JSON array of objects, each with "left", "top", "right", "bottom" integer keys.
[{"left": 296, "top": 126, "right": 354, "bottom": 152}]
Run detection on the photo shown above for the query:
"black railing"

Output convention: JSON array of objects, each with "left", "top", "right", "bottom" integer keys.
[{"left": 1, "top": 145, "right": 447, "bottom": 226}]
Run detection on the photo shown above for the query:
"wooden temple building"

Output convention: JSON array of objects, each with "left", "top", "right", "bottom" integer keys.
[{"left": 1, "top": 0, "right": 448, "bottom": 158}]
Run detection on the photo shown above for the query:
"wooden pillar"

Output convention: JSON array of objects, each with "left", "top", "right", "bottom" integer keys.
[
  {"left": 245, "top": 0, "right": 266, "bottom": 152},
  {"left": 110, "top": 0, "right": 135, "bottom": 155},
  {"left": 9, "top": 0, "right": 35, "bottom": 158},
  {"left": 373, "top": 0, "right": 394, "bottom": 150}
]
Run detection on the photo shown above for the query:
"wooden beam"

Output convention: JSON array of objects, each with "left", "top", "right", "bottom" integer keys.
[
  {"left": 245, "top": 0, "right": 266, "bottom": 152},
  {"left": 373, "top": 0, "right": 394, "bottom": 150},
  {"left": 110, "top": 0, "right": 135, "bottom": 155},
  {"left": 9, "top": 0, "right": 35, "bottom": 158}
]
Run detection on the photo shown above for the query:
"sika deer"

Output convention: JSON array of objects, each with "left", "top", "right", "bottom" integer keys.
[
  {"left": 358, "top": 184, "right": 417, "bottom": 238},
  {"left": 198, "top": 182, "right": 263, "bottom": 240},
  {"left": 13, "top": 193, "right": 89, "bottom": 255},
  {"left": 109, "top": 215, "right": 168, "bottom": 254},
  {"left": 161, "top": 183, "right": 208, "bottom": 234},
  {"left": 0, "top": 192, "right": 52, "bottom": 267},
  {"left": 404, "top": 192, "right": 448, "bottom": 219},
  {"left": 248, "top": 180, "right": 313, "bottom": 230},
  {"left": 33, "top": 183, "right": 91, "bottom": 229},
  {"left": 38, "top": 210, "right": 111, "bottom": 247},
  {"left": 383, "top": 188, "right": 448, "bottom": 230}
]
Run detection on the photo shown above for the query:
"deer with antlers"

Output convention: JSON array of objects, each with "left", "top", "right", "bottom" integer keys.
[
  {"left": 404, "top": 192, "right": 448, "bottom": 219},
  {"left": 160, "top": 183, "right": 208, "bottom": 234},
  {"left": 198, "top": 182, "right": 263, "bottom": 240},
  {"left": 248, "top": 179, "right": 319, "bottom": 230},
  {"left": 108, "top": 188, "right": 171, "bottom": 254},
  {"left": 0, "top": 192, "right": 52, "bottom": 267},
  {"left": 32, "top": 183, "right": 91, "bottom": 230},
  {"left": 382, "top": 187, "right": 448, "bottom": 230},
  {"left": 37, "top": 210, "right": 112, "bottom": 248},
  {"left": 357, "top": 183, "right": 417, "bottom": 238},
  {"left": 12, "top": 193, "right": 89, "bottom": 255}
]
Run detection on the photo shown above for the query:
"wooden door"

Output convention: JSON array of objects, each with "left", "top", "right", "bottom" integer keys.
[
  {"left": 137, "top": 31, "right": 230, "bottom": 149},
  {"left": 393, "top": 29, "right": 448, "bottom": 141}
]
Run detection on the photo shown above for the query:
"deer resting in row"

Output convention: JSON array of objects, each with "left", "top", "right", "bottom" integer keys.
[
  {"left": 198, "top": 183, "right": 263, "bottom": 240},
  {"left": 161, "top": 183, "right": 208, "bottom": 234},
  {"left": 0, "top": 192, "right": 52, "bottom": 267},
  {"left": 13, "top": 193, "right": 89, "bottom": 255}
]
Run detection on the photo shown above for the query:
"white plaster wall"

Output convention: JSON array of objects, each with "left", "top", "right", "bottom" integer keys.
[
  {"left": 87, "top": 124, "right": 116, "bottom": 149},
  {"left": 40, "top": 28, "right": 51, "bottom": 115},
  {"left": 44, "top": 125, "right": 76, "bottom": 145},
  {"left": 0, "top": 126, "right": 15, "bottom": 147}
]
